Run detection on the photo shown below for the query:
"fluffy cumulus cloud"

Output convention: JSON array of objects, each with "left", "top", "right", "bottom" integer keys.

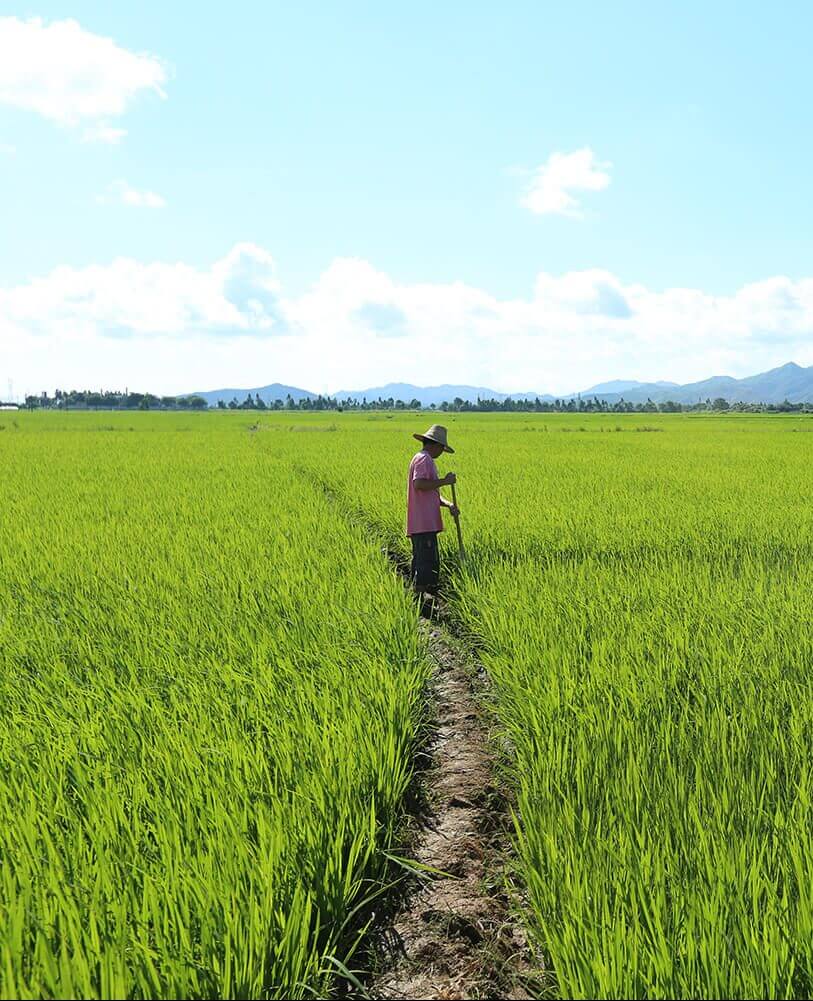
[
  {"left": 0, "top": 17, "right": 166, "bottom": 142},
  {"left": 2, "top": 246, "right": 813, "bottom": 397},
  {"left": 353, "top": 302, "right": 408, "bottom": 337},
  {"left": 97, "top": 179, "right": 166, "bottom": 208},
  {"left": 535, "top": 269, "right": 633, "bottom": 318},
  {"left": 522, "top": 148, "right": 611, "bottom": 217},
  {"left": 0, "top": 243, "right": 287, "bottom": 349}
]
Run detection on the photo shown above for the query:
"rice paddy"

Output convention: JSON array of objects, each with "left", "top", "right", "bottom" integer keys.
[
  {"left": 3, "top": 409, "right": 813, "bottom": 998},
  {"left": 0, "top": 415, "right": 427, "bottom": 999}
]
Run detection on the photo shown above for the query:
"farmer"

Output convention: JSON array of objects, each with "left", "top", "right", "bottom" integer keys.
[{"left": 406, "top": 424, "right": 459, "bottom": 604}]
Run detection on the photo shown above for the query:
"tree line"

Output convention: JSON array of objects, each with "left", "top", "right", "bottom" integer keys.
[
  {"left": 20, "top": 389, "right": 813, "bottom": 414},
  {"left": 24, "top": 390, "right": 208, "bottom": 410}
]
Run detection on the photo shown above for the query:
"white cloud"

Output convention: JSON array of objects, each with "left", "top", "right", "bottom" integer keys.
[
  {"left": 0, "top": 143, "right": 15, "bottom": 154},
  {"left": 97, "top": 179, "right": 166, "bottom": 208},
  {"left": 83, "top": 123, "right": 128, "bottom": 145},
  {"left": 522, "top": 148, "right": 611, "bottom": 217},
  {"left": 2, "top": 246, "right": 813, "bottom": 396},
  {"left": 535, "top": 269, "right": 632, "bottom": 317},
  {"left": 0, "top": 17, "right": 166, "bottom": 139},
  {"left": 0, "top": 244, "right": 287, "bottom": 345}
]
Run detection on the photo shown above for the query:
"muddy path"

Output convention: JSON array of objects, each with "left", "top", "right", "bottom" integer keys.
[{"left": 364, "top": 609, "right": 535, "bottom": 1001}]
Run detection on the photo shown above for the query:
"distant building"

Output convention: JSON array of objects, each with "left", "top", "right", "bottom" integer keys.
[{"left": 0, "top": 403, "right": 19, "bottom": 410}]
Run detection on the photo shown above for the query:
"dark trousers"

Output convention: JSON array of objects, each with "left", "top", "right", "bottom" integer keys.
[{"left": 410, "top": 532, "right": 439, "bottom": 593}]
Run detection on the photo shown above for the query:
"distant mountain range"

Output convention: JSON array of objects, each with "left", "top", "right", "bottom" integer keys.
[
  {"left": 190, "top": 362, "right": 813, "bottom": 407},
  {"left": 192, "top": 383, "right": 317, "bottom": 406},
  {"left": 333, "top": 383, "right": 548, "bottom": 406},
  {"left": 191, "top": 381, "right": 548, "bottom": 407},
  {"left": 580, "top": 363, "right": 813, "bottom": 405},
  {"left": 580, "top": 379, "right": 679, "bottom": 396}
]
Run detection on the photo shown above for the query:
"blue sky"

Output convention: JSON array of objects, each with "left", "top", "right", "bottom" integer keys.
[{"left": 2, "top": 2, "right": 813, "bottom": 396}]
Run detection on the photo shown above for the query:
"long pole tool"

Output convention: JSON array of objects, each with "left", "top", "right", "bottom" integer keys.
[{"left": 450, "top": 482, "right": 466, "bottom": 563}]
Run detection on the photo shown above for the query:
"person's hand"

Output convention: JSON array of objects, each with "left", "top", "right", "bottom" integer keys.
[
  {"left": 448, "top": 504, "right": 460, "bottom": 518},
  {"left": 443, "top": 472, "right": 456, "bottom": 486}
]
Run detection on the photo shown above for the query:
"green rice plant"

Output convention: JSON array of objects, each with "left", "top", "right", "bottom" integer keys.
[
  {"left": 287, "top": 408, "right": 813, "bottom": 999},
  {"left": 0, "top": 417, "right": 428, "bottom": 998},
  {"left": 9, "top": 408, "right": 813, "bottom": 998}
]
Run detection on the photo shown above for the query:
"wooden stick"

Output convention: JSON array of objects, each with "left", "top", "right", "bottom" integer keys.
[{"left": 450, "top": 483, "right": 466, "bottom": 562}]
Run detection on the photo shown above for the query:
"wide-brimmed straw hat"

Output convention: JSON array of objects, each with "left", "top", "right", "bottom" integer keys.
[{"left": 413, "top": 424, "right": 454, "bottom": 454}]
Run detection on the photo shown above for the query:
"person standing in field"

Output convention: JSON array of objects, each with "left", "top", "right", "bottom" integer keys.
[{"left": 406, "top": 424, "right": 459, "bottom": 606}]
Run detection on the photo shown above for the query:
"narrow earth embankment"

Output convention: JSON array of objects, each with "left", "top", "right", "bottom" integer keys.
[
  {"left": 294, "top": 469, "right": 538, "bottom": 998},
  {"left": 367, "top": 614, "right": 533, "bottom": 1001}
]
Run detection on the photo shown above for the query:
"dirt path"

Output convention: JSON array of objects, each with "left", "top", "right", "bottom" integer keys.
[
  {"left": 293, "top": 472, "right": 538, "bottom": 997},
  {"left": 366, "top": 614, "right": 533, "bottom": 1001}
]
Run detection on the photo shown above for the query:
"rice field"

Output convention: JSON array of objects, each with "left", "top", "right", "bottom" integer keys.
[
  {"left": 3, "top": 409, "right": 813, "bottom": 998},
  {"left": 0, "top": 414, "right": 427, "bottom": 999},
  {"left": 290, "top": 410, "right": 813, "bottom": 999}
]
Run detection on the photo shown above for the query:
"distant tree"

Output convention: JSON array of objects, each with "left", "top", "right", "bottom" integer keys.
[
  {"left": 712, "top": 397, "right": 730, "bottom": 411},
  {"left": 217, "top": 400, "right": 226, "bottom": 409}
]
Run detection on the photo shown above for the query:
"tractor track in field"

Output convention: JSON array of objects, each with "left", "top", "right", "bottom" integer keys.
[{"left": 358, "top": 550, "right": 535, "bottom": 1001}]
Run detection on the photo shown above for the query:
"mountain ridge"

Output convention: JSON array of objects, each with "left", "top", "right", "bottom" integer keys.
[
  {"left": 191, "top": 383, "right": 317, "bottom": 406},
  {"left": 189, "top": 362, "right": 813, "bottom": 407},
  {"left": 332, "top": 383, "right": 554, "bottom": 406},
  {"left": 589, "top": 363, "right": 813, "bottom": 405}
]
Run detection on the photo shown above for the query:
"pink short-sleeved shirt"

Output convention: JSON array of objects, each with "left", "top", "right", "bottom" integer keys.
[{"left": 406, "top": 450, "right": 444, "bottom": 536}]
